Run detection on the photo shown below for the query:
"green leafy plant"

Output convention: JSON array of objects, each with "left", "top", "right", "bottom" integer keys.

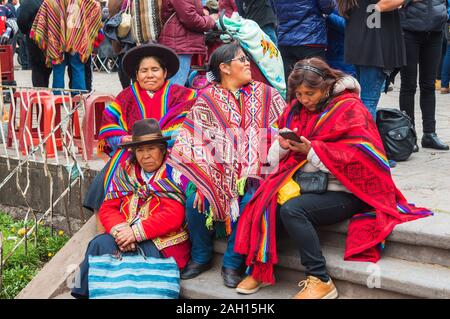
[{"left": 0, "top": 212, "right": 70, "bottom": 299}]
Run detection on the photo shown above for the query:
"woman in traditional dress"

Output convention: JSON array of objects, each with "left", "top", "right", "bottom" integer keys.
[
  {"left": 234, "top": 58, "right": 432, "bottom": 299},
  {"left": 168, "top": 41, "right": 286, "bottom": 288},
  {"left": 83, "top": 44, "right": 197, "bottom": 216},
  {"left": 72, "top": 119, "right": 191, "bottom": 299}
]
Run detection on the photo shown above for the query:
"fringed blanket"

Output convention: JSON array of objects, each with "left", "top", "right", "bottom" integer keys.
[
  {"left": 98, "top": 81, "right": 197, "bottom": 196},
  {"left": 30, "top": 0, "right": 102, "bottom": 66},
  {"left": 235, "top": 92, "right": 432, "bottom": 284},
  {"left": 168, "top": 81, "right": 286, "bottom": 224}
]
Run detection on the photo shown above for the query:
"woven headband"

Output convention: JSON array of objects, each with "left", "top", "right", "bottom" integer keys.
[{"left": 294, "top": 65, "right": 326, "bottom": 79}]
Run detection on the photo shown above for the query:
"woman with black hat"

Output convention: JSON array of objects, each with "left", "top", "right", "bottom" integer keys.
[
  {"left": 72, "top": 118, "right": 191, "bottom": 299},
  {"left": 83, "top": 43, "right": 197, "bottom": 223}
]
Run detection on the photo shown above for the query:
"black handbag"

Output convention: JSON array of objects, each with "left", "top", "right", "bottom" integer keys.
[
  {"left": 293, "top": 170, "right": 328, "bottom": 194},
  {"left": 376, "top": 108, "right": 417, "bottom": 161}
]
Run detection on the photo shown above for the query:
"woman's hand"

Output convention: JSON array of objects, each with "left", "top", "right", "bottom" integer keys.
[
  {"left": 193, "top": 191, "right": 204, "bottom": 212},
  {"left": 287, "top": 136, "right": 312, "bottom": 155},
  {"left": 120, "top": 243, "right": 137, "bottom": 252},
  {"left": 115, "top": 225, "right": 136, "bottom": 249}
]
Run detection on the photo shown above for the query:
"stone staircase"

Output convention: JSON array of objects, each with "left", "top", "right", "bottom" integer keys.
[{"left": 16, "top": 212, "right": 450, "bottom": 299}]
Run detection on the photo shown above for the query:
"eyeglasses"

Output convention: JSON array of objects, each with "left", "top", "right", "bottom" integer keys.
[{"left": 223, "top": 55, "right": 251, "bottom": 64}]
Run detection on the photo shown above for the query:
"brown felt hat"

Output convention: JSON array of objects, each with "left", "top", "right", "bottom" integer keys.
[{"left": 119, "top": 118, "right": 170, "bottom": 148}]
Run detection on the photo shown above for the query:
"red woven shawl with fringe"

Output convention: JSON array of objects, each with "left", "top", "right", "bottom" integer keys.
[{"left": 234, "top": 92, "right": 432, "bottom": 284}]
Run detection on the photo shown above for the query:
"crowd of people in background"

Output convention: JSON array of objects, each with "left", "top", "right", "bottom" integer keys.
[{"left": 3, "top": 0, "right": 448, "bottom": 300}]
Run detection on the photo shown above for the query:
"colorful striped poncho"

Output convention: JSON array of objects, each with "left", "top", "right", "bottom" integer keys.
[
  {"left": 98, "top": 81, "right": 197, "bottom": 196},
  {"left": 30, "top": 0, "right": 102, "bottom": 66},
  {"left": 168, "top": 81, "right": 286, "bottom": 226},
  {"left": 235, "top": 92, "right": 432, "bottom": 284}
]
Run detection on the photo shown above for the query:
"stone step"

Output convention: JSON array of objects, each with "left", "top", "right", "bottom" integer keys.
[
  {"left": 180, "top": 254, "right": 413, "bottom": 299},
  {"left": 316, "top": 212, "right": 450, "bottom": 267},
  {"left": 319, "top": 212, "right": 450, "bottom": 251},
  {"left": 213, "top": 240, "right": 450, "bottom": 299}
]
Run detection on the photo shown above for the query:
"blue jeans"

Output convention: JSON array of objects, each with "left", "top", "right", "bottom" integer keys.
[
  {"left": 355, "top": 65, "right": 386, "bottom": 120},
  {"left": 52, "top": 53, "right": 86, "bottom": 92},
  {"left": 185, "top": 187, "right": 256, "bottom": 270},
  {"left": 170, "top": 54, "right": 192, "bottom": 86},
  {"left": 441, "top": 45, "right": 450, "bottom": 88},
  {"left": 261, "top": 24, "right": 277, "bottom": 46}
]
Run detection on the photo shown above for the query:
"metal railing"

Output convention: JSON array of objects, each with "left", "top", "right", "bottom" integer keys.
[{"left": 0, "top": 86, "right": 94, "bottom": 295}]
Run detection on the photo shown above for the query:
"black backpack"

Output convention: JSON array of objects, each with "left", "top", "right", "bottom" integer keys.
[{"left": 376, "top": 108, "right": 417, "bottom": 162}]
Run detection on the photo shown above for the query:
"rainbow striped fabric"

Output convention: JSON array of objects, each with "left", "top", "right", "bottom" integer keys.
[{"left": 30, "top": 0, "right": 102, "bottom": 66}]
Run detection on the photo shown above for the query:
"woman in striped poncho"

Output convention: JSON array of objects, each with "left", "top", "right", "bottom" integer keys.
[{"left": 83, "top": 44, "right": 197, "bottom": 219}]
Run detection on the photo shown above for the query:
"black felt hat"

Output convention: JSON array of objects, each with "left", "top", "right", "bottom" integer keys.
[{"left": 122, "top": 43, "right": 180, "bottom": 79}]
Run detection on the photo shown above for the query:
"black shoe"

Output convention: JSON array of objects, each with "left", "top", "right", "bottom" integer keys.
[
  {"left": 180, "top": 261, "right": 212, "bottom": 280},
  {"left": 413, "top": 144, "right": 419, "bottom": 153},
  {"left": 421, "top": 133, "right": 450, "bottom": 151},
  {"left": 221, "top": 266, "right": 243, "bottom": 288}
]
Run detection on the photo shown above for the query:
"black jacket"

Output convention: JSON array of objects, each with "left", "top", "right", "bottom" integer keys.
[
  {"left": 235, "top": 0, "right": 277, "bottom": 28},
  {"left": 17, "top": 0, "right": 43, "bottom": 35},
  {"left": 400, "top": 0, "right": 447, "bottom": 32}
]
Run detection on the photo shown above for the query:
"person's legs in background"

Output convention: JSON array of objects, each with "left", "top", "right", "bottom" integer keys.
[
  {"left": 68, "top": 53, "right": 87, "bottom": 93},
  {"left": 170, "top": 54, "right": 193, "bottom": 86},
  {"left": 355, "top": 65, "right": 385, "bottom": 119},
  {"left": 26, "top": 36, "right": 52, "bottom": 87},
  {"left": 440, "top": 44, "right": 450, "bottom": 93},
  {"left": 52, "top": 53, "right": 68, "bottom": 90},
  {"left": 418, "top": 31, "right": 449, "bottom": 150}
]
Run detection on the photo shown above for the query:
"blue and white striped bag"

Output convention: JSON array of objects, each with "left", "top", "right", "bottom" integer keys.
[{"left": 88, "top": 249, "right": 180, "bottom": 299}]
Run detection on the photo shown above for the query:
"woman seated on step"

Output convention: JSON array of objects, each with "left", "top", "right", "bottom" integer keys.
[
  {"left": 234, "top": 58, "right": 432, "bottom": 299},
  {"left": 83, "top": 43, "right": 197, "bottom": 225},
  {"left": 72, "top": 119, "right": 191, "bottom": 299}
]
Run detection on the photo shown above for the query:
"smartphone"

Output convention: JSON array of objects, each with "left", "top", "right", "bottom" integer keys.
[{"left": 278, "top": 129, "right": 302, "bottom": 143}]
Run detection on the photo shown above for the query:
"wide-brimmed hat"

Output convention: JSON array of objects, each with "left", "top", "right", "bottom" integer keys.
[
  {"left": 122, "top": 43, "right": 180, "bottom": 79},
  {"left": 119, "top": 118, "right": 170, "bottom": 148}
]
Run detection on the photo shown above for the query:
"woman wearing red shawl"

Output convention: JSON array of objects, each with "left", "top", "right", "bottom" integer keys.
[
  {"left": 168, "top": 42, "right": 286, "bottom": 288},
  {"left": 72, "top": 119, "right": 191, "bottom": 299},
  {"left": 234, "top": 58, "right": 432, "bottom": 299},
  {"left": 83, "top": 44, "right": 197, "bottom": 216}
]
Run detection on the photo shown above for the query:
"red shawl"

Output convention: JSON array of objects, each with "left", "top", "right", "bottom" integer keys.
[{"left": 235, "top": 92, "right": 432, "bottom": 284}]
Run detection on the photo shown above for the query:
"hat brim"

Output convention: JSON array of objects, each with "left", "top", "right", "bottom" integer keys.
[
  {"left": 122, "top": 44, "right": 180, "bottom": 79},
  {"left": 119, "top": 136, "right": 171, "bottom": 149}
]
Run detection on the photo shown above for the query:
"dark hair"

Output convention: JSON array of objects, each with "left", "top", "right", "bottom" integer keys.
[
  {"left": 129, "top": 142, "right": 168, "bottom": 165},
  {"left": 287, "top": 57, "right": 346, "bottom": 112},
  {"left": 134, "top": 56, "right": 167, "bottom": 80},
  {"left": 208, "top": 41, "right": 242, "bottom": 83},
  {"left": 336, "top": 0, "right": 359, "bottom": 19}
]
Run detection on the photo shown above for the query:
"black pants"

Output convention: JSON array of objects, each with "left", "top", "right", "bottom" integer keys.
[
  {"left": 26, "top": 35, "right": 52, "bottom": 88},
  {"left": 279, "top": 191, "right": 368, "bottom": 282},
  {"left": 278, "top": 45, "right": 326, "bottom": 84},
  {"left": 400, "top": 30, "right": 443, "bottom": 133}
]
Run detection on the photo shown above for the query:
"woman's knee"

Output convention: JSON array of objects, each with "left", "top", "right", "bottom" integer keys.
[
  {"left": 87, "top": 233, "right": 116, "bottom": 253},
  {"left": 279, "top": 198, "right": 308, "bottom": 224}
]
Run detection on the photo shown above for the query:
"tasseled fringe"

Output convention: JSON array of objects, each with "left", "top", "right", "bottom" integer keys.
[
  {"left": 236, "top": 178, "right": 247, "bottom": 196},
  {"left": 171, "top": 167, "right": 182, "bottom": 185},
  {"left": 249, "top": 262, "right": 275, "bottom": 285},
  {"left": 230, "top": 198, "right": 240, "bottom": 222},
  {"left": 225, "top": 217, "right": 232, "bottom": 236},
  {"left": 97, "top": 139, "right": 106, "bottom": 156},
  {"left": 205, "top": 206, "right": 214, "bottom": 230}
]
